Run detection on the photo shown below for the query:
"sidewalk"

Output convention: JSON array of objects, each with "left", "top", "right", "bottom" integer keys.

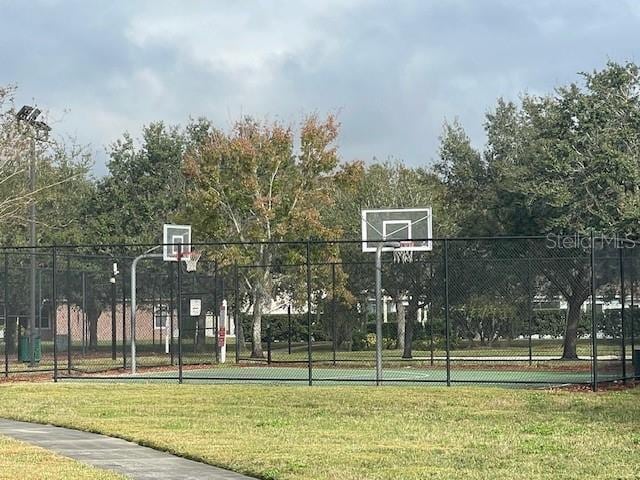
[{"left": 0, "top": 419, "right": 255, "bottom": 480}]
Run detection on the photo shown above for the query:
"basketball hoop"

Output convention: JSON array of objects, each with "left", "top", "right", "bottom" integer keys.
[
  {"left": 393, "top": 241, "right": 414, "bottom": 264},
  {"left": 182, "top": 250, "right": 201, "bottom": 272}
]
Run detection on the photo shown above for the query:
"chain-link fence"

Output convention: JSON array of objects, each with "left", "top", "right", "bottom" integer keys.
[{"left": 1, "top": 236, "right": 638, "bottom": 388}]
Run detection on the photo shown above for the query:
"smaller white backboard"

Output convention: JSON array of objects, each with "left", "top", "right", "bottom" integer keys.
[{"left": 163, "top": 224, "right": 192, "bottom": 261}]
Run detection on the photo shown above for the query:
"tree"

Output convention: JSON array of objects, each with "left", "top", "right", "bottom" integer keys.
[
  {"left": 496, "top": 63, "right": 640, "bottom": 358},
  {"left": 183, "top": 114, "right": 347, "bottom": 358},
  {"left": 0, "top": 86, "right": 90, "bottom": 241},
  {"left": 89, "top": 122, "right": 186, "bottom": 245},
  {"left": 435, "top": 121, "right": 494, "bottom": 236},
  {"left": 0, "top": 86, "right": 34, "bottom": 227},
  {"left": 78, "top": 122, "right": 186, "bottom": 349},
  {"left": 441, "top": 62, "right": 640, "bottom": 359},
  {"left": 330, "top": 160, "right": 444, "bottom": 355}
]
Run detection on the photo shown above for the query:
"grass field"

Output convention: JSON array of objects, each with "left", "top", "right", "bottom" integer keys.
[
  {"left": 0, "top": 383, "right": 638, "bottom": 479},
  {"left": 0, "top": 435, "right": 124, "bottom": 480}
]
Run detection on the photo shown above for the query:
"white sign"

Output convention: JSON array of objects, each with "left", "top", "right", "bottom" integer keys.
[{"left": 190, "top": 299, "right": 202, "bottom": 316}]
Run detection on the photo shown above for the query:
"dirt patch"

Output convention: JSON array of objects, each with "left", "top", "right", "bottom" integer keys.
[{"left": 549, "top": 379, "right": 639, "bottom": 392}]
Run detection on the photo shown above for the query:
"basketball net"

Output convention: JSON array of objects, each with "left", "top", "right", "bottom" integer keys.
[
  {"left": 393, "top": 241, "right": 414, "bottom": 264},
  {"left": 182, "top": 250, "right": 201, "bottom": 272}
]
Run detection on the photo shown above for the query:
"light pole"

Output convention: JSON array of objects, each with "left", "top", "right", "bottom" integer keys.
[{"left": 16, "top": 106, "right": 50, "bottom": 367}]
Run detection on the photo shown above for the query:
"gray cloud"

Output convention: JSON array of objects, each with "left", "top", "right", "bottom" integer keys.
[{"left": 1, "top": 0, "right": 638, "bottom": 175}]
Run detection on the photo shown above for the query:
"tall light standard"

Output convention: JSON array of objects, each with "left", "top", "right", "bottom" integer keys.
[{"left": 16, "top": 105, "right": 50, "bottom": 367}]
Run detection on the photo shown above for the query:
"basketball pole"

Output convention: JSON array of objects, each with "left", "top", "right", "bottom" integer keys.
[
  {"left": 130, "top": 246, "right": 163, "bottom": 374},
  {"left": 376, "top": 241, "right": 400, "bottom": 386}
]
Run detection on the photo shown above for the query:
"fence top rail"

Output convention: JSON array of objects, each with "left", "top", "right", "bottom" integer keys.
[{"left": 0, "top": 234, "right": 597, "bottom": 251}]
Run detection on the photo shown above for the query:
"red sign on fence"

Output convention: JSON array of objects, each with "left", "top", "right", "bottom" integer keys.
[{"left": 218, "top": 327, "right": 226, "bottom": 347}]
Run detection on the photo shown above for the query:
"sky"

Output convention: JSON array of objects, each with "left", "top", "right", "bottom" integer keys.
[{"left": 1, "top": 0, "right": 639, "bottom": 175}]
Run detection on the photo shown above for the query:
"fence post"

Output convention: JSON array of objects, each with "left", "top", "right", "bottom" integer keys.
[
  {"left": 631, "top": 261, "right": 636, "bottom": 377},
  {"left": 66, "top": 256, "right": 72, "bottom": 374},
  {"left": 52, "top": 247, "right": 57, "bottom": 382},
  {"left": 122, "top": 267, "right": 127, "bottom": 369},
  {"left": 287, "top": 305, "right": 292, "bottom": 355},
  {"left": 234, "top": 262, "right": 240, "bottom": 364},
  {"left": 591, "top": 231, "right": 598, "bottom": 391},
  {"left": 332, "top": 262, "right": 337, "bottom": 366},
  {"left": 177, "top": 255, "right": 183, "bottom": 384},
  {"left": 214, "top": 261, "right": 219, "bottom": 364},
  {"left": 158, "top": 285, "right": 163, "bottom": 351},
  {"left": 527, "top": 257, "right": 533, "bottom": 367},
  {"left": 4, "top": 251, "right": 9, "bottom": 378},
  {"left": 444, "top": 239, "right": 451, "bottom": 387},
  {"left": 169, "top": 262, "right": 175, "bottom": 366},
  {"left": 81, "top": 271, "right": 86, "bottom": 355},
  {"left": 429, "top": 309, "right": 434, "bottom": 366},
  {"left": 152, "top": 285, "right": 156, "bottom": 347},
  {"left": 429, "top": 262, "right": 434, "bottom": 366},
  {"left": 619, "top": 247, "right": 627, "bottom": 382},
  {"left": 307, "top": 240, "right": 313, "bottom": 386},
  {"left": 267, "top": 321, "right": 272, "bottom": 365}
]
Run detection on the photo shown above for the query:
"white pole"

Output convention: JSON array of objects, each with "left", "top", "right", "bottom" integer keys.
[
  {"left": 383, "top": 296, "right": 388, "bottom": 323},
  {"left": 375, "top": 243, "right": 383, "bottom": 386},
  {"left": 219, "top": 300, "right": 227, "bottom": 363},
  {"left": 375, "top": 241, "right": 400, "bottom": 386},
  {"left": 130, "top": 249, "right": 163, "bottom": 374}
]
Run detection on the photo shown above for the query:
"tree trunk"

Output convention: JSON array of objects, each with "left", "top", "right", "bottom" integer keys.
[
  {"left": 396, "top": 294, "right": 405, "bottom": 351},
  {"left": 345, "top": 321, "right": 353, "bottom": 351},
  {"left": 251, "top": 287, "right": 263, "bottom": 358},
  {"left": 236, "top": 316, "right": 245, "bottom": 350},
  {"left": 402, "top": 298, "right": 418, "bottom": 359},
  {"left": 88, "top": 301, "right": 99, "bottom": 351},
  {"left": 562, "top": 294, "right": 588, "bottom": 360},
  {"left": 196, "top": 314, "right": 205, "bottom": 349},
  {"left": 315, "top": 300, "right": 321, "bottom": 328}
]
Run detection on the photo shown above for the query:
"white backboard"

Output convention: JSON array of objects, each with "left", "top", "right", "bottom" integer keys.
[
  {"left": 163, "top": 224, "right": 192, "bottom": 261},
  {"left": 361, "top": 208, "right": 433, "bottom": 252}
]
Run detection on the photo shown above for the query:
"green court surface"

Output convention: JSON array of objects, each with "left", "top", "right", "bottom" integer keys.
[{"left": 61, "top": 365, "right": 605, "bottom": 386}]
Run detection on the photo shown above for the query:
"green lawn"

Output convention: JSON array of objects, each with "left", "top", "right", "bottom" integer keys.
[
  {"left": 0, "top": 384, "right": 638, "bottom": 479},
  {"left": 0, "top": 435, "right": 125, "bottom": 480}
]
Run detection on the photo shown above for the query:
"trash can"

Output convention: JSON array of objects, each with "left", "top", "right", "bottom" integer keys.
[
  {"left": 18, "top": 336, "right": 41, "bottom": 363},
  {"left": 635, "top": 349, "right": 640, "bottom": 379}
]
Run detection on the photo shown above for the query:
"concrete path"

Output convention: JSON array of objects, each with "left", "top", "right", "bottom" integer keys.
[{"left": 0, "top": 419, "right": 255, "bottom": 480}]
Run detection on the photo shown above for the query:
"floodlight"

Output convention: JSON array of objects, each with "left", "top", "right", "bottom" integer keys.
[
  {"left": 27, "top": 108, "right": 41, "bottom": 123},
  {"left": 16, "top": 105, "right": 34, "bottom": 121}
]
